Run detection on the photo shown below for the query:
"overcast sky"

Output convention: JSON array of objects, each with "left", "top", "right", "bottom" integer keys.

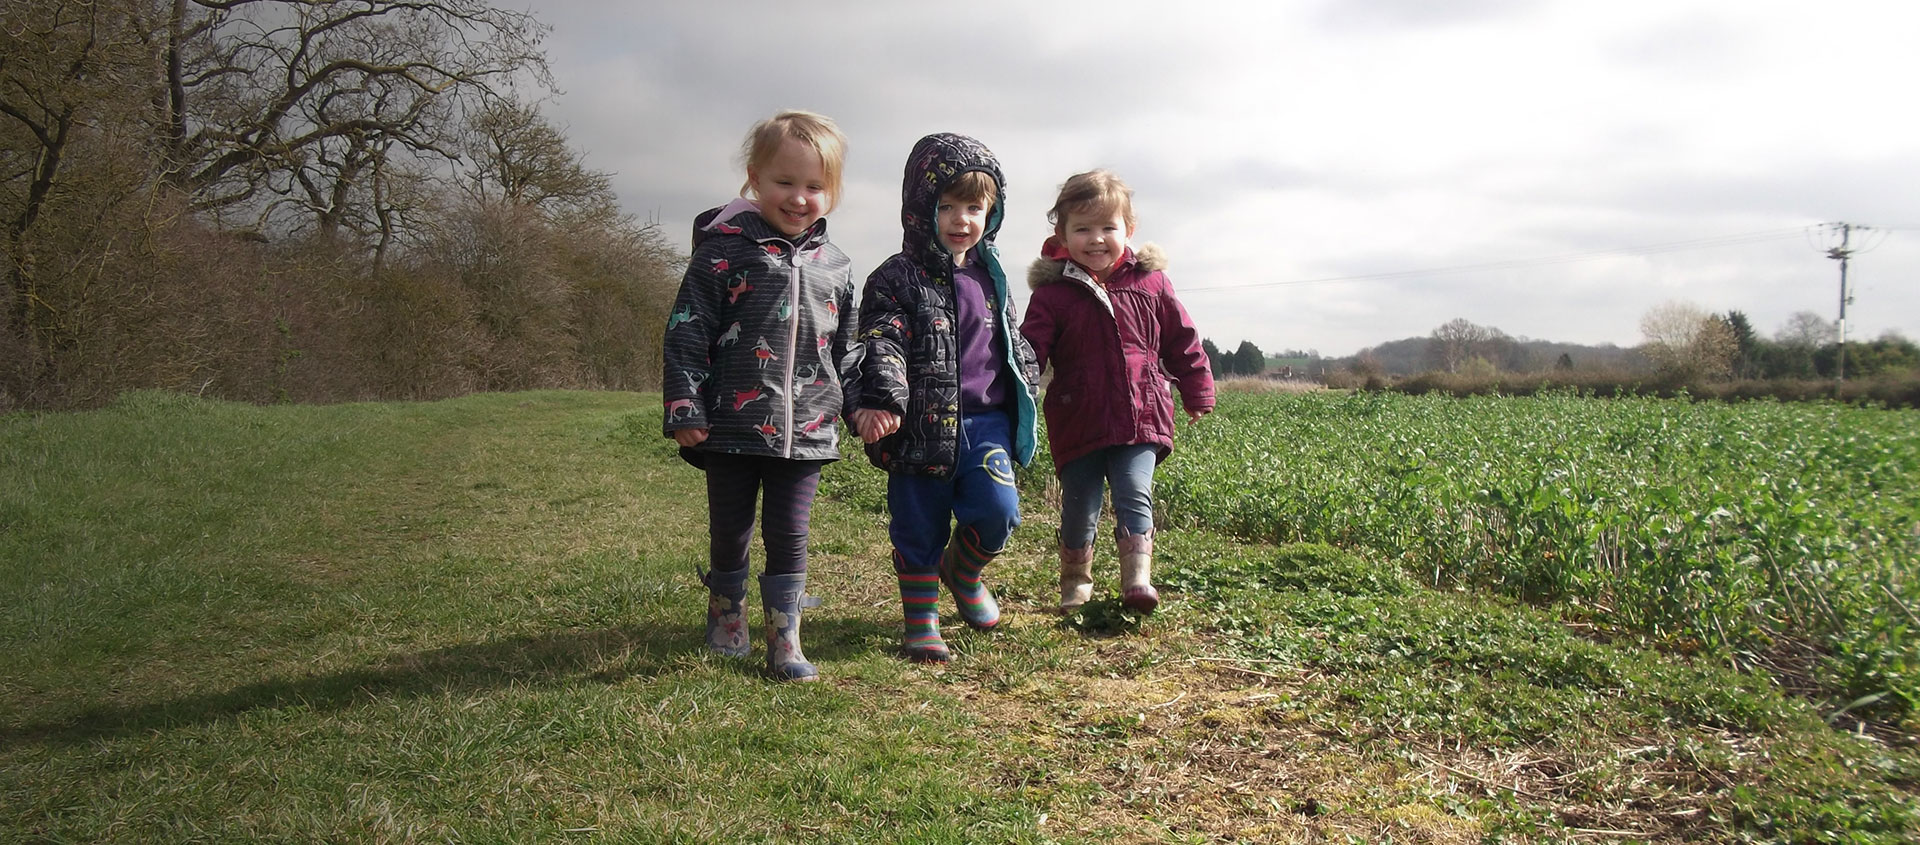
[{"left": 534, "top": 0, "right": 1917, "bottom": 358}]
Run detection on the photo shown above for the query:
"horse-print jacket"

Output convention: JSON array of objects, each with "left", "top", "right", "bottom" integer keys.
[{"left": 662, "top": 198, "right": 860, "bottom": 465}]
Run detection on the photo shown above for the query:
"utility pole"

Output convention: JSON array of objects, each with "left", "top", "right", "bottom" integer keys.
[{"left": 1826, "top": 222, "right": 1856, "bottom": 382}]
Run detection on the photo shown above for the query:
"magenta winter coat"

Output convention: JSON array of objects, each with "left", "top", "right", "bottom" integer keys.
[{"left": 1020, "top": 241, "right": 1214, "bottom": 472}]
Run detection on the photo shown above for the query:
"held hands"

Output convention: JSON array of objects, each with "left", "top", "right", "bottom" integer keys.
[
  {"left": 850, "top": 408, "right": 901, "bottom": 444},
  {"left": 672, "top": 428, "right": 709, "bottom": 448}
]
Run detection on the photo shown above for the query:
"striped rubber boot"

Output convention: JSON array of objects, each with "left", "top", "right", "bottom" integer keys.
[
  {"left": 896, "top": 551, "right": 949, "bottom": 663},
  {"left": 939, "top": 527, "right": 1000, "bottom": 631}
]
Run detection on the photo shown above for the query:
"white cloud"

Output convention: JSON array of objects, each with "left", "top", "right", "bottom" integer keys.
[{"left": 538, "top": 0, "right": 1920, "bottom": 356}]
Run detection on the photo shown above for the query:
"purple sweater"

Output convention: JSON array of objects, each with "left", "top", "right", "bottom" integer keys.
[{"left": 954, "top": 257, "right": 1009, "bottom": 413}]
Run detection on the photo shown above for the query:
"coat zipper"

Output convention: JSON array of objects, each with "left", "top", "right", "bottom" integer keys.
[{"left": 781, "top": 252, "right": 800, "bottom": 458}]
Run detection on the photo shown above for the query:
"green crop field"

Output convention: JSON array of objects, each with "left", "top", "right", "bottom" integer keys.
[{"left": 1161, "top": 391, "right": 1920, "bottom": 718}]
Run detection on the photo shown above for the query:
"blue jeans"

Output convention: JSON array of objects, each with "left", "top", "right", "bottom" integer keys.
[
  {"left": 887, "top": 411, "right": 1022, "bottom": 571},
  {"left": 1057, "top": 444, "right": 1158, "bottom": 549}
]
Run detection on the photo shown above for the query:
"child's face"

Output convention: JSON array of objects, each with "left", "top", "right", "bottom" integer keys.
[
  {"left": 936, "top": 191, "right": 991, "bottom": 266},
  {"left": 1061, "top": 207, "right": 1132, "bottom": 276},
  {"left": 747, "top": 138, "right": 830, "bottom": 237}
]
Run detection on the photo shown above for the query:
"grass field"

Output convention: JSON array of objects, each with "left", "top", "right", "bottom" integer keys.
[{"left": 3, "top": 389, "right": 1916, "bottom": 843}]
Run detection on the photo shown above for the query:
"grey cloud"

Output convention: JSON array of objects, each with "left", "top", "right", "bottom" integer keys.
[
  {"left": 530, "top": 2, "right": 1920, "bottom": 357},
  {"left": 1568, "top": 153, "right": 1920, "bottom": 222},
  {"left": 1312, "top": 0, "right": 1539, "bottom": 32},
  {"left": 1604, "top": 14, "right": 1754, "bottom": 78}
]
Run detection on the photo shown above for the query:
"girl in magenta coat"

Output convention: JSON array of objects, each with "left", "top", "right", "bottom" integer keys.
[{"left": 1019, "top": 170, "right": 1214, "bottom": 614}]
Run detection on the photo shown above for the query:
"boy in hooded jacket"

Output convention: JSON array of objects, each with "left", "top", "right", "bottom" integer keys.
[
  {"left": 1020, "top": 169, "right": 1214, "bottom": 615},
  {"left": 851, "top": 133, "right": 1041, "bottom": 663}
]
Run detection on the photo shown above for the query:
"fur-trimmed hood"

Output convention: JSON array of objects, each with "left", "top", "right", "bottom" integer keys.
[{"left": 1027, "top": 241, "right": 1168, "bottom": 289}]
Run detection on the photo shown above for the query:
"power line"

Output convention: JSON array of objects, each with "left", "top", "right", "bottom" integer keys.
[{"left": 1181, "top": 226, "right": 1818, "bottom": 293}]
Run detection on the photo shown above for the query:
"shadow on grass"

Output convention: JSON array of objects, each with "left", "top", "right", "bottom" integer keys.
[
  {"left": 1059, "top": 596, "right": 1152, "bottom": 637},
  {"left": 3, "top": 614, "right": 893, "bottom": 750}
]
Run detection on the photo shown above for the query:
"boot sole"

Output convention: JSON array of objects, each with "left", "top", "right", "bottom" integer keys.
[
  {"left": 903, "top": 646, "right": 951, "bottom": 664},
  {"left": 771, "top": 669, "right": 821, "bottom": 682},
  {"left": 1058, "top": 585, "right": 1092, "bottom": 614}
]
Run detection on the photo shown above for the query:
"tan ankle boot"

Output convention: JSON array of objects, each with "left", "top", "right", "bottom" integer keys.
[
  {"left": 1058, "top": 545, "right": 1094, "bottom": 612},
  {"left": 1118, "top": 532, "right": 1158, "bottom": 613}
]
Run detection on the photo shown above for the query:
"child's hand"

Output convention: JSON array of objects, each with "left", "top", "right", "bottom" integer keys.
[
  {"left": 851, "top": 409, "right": 901, "bottom": 444},
  {"left": 672, "top": 428, "right": 709, "bottom": 447},
  {"left": 1186, "top": 407, "right": 1211, "bottom": 424}
]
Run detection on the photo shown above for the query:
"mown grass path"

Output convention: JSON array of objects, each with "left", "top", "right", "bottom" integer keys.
[{"left": 3, "top": 390, "right": 1915, "bottom": 843}]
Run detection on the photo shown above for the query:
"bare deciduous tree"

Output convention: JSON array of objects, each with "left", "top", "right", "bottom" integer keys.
[
  {"left": 463, "top": 99, "right": 613, "bottom": 221},
  {"left": 158, "top": 0, "right": 551, "bottom": 240},
  {"left": 2, "top": 1, "right": 690, "bottom": 407},
  {"left": 1, "top": 0, "right": 162, "bottom": 402},
  {"left": 1775, "top": 310, "right": 1837, "bottom": 349},
  {"left": 1428, "top": 317, "right": 1516, "bottom": 374},
  {"left": 1429, "top": 318, "right": 1483, "bottom": 373},
  {"left": 1640, "top": 300, "right": 1735, "bottom": 382}
]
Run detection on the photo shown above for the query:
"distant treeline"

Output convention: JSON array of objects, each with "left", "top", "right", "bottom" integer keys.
[{"left": 1206, "top": 311, "right": 1919, "bottom": 405}]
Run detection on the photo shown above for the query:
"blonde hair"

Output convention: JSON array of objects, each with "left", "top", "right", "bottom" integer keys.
[
  {"left": 1047, "top": 169, "right": 1135, "bottom": 235},
  {"left": 739, "top": 110, "right": 847, "bottom": 214},
  {"left": 941, "top": 170, "right": 998, "bottom": 209}
]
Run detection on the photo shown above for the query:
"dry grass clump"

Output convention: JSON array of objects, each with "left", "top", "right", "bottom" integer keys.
[{"left": 919, "top": 615, "right": 1739, "bottom": 843}]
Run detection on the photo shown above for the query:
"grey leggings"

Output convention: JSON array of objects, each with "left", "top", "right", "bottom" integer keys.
[{"left": 705, "top": 452, "right": 824, "bottom": 575}]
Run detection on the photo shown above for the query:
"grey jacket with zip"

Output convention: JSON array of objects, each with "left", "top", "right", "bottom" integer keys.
[{"left": 662, "top": 199, "right": 861, "bottom": 464}]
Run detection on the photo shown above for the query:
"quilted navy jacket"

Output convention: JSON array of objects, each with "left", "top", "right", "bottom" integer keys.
[{"left": 854, "top": 133, "right": 1040, "bottom": 478}]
